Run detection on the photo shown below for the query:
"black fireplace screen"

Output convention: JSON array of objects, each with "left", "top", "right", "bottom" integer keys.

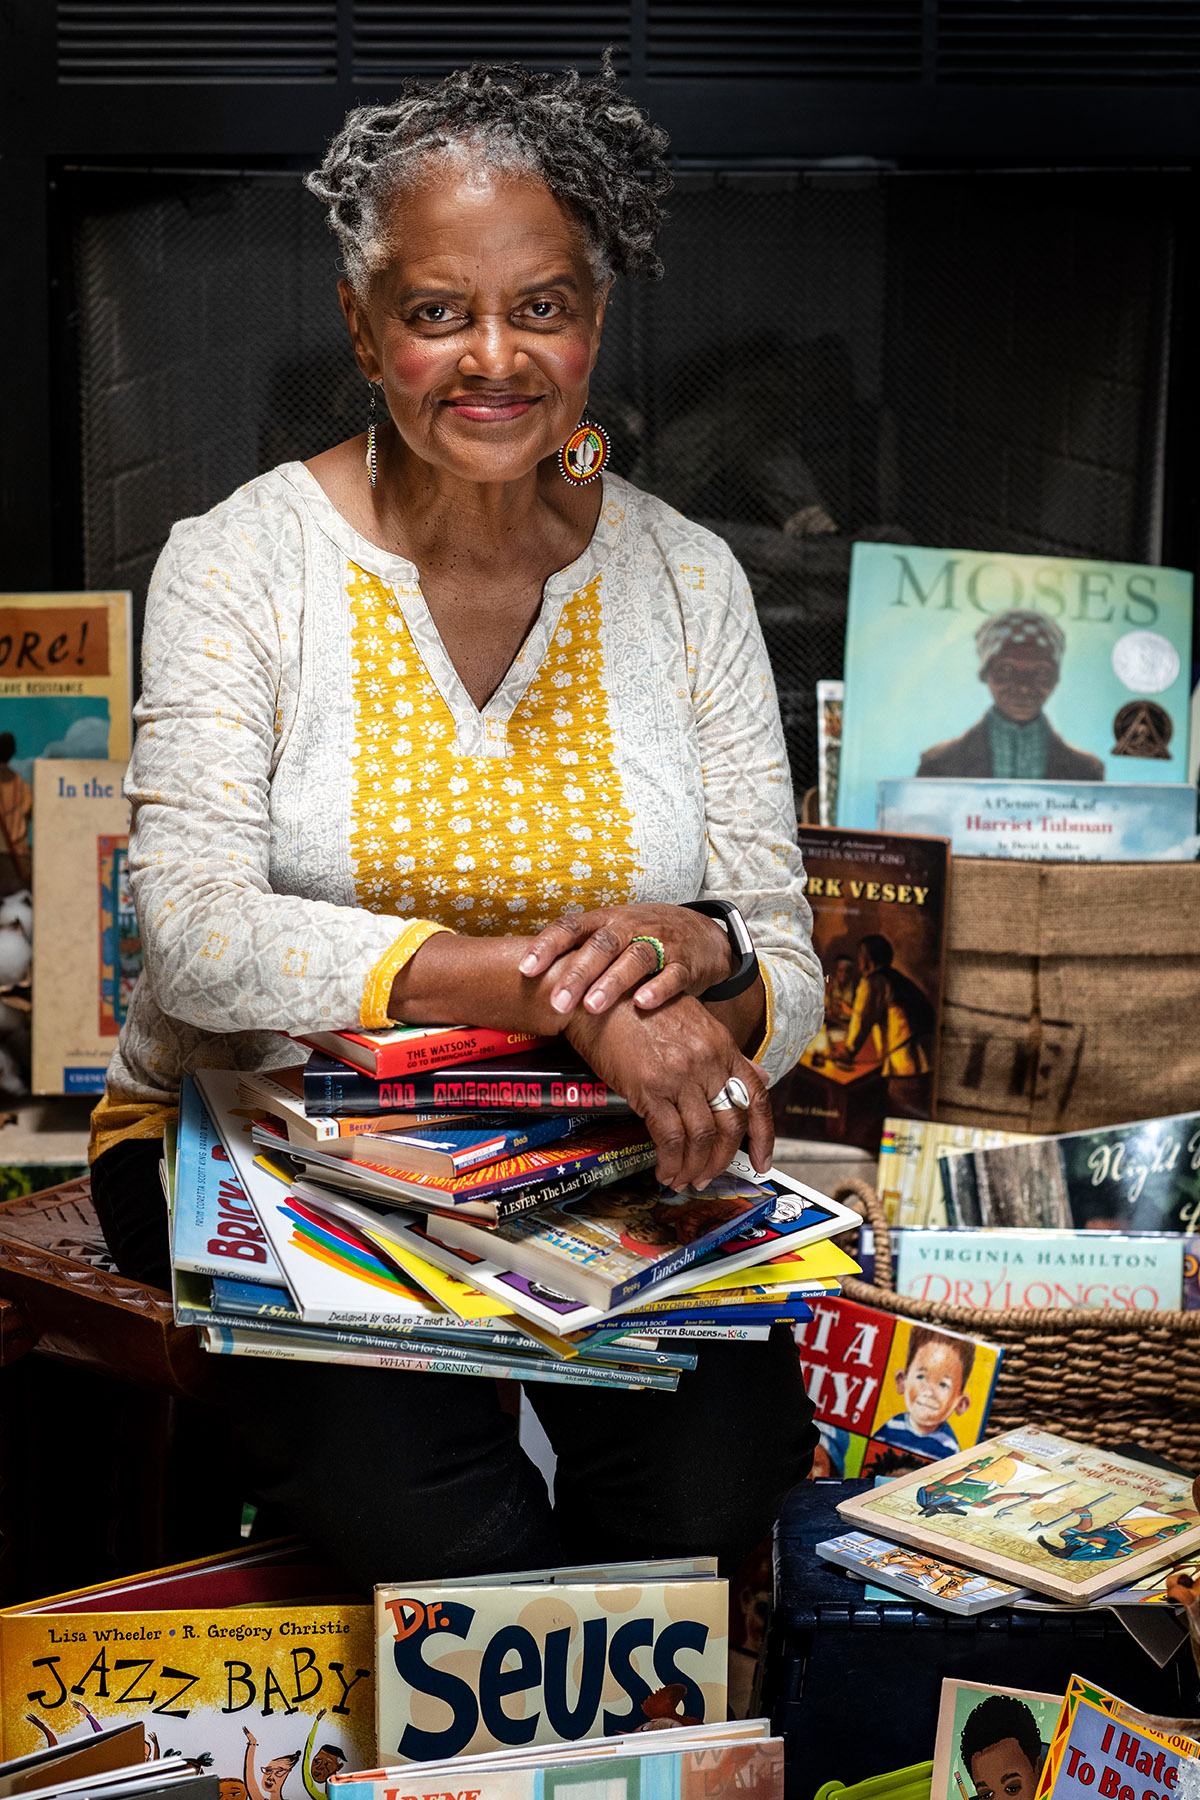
[{"left": 71, "top": 165, "right": 1178, "bottom": 794}]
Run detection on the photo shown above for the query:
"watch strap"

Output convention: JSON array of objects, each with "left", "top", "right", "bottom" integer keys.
[{"left": 681, "top": 898, "right": 761, "bottom": 1001}]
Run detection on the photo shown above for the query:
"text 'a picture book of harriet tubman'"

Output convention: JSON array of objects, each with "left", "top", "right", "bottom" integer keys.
[
  {"left": 334, "top": 1721, "right": 782, "bottom": 1800},
  {"left": 771, "top": 826, "right": 949, "bottom": 1155},
  {"left": 373, "top": 1560, "right": 727, "bottom": 1763},
  {"left": 0, "top": 1541, "right": 374, "bottom": 1781},
  {"left": 1034, "top": 1676, "right": 1200, "bottom": 1800},
  {"left": 30, "top": 760, "right": 143, "bottom": 1096},
  {"left": 931, "top": 1679, "right": 1065, "bottom": 1800},
  {"left": 940, "top": 1113, "right": 1200, "bottom": 1234},
  {"left": 836, "top": 543, "right": 1194, "bottom": 832},
  {"left": 816, "top": 1533, "right": 1028, "bottom": 1615},
  {"left": 876, "top": 1119, "right": 1039, "bottom": 1228},
  {"left": 837, "top": 1428, "right": 1200, "bottom": 1604},
  {"left": 877, "top": 779, "right": 1200, "bottom": 864},
  {"left": 795, "top": 1295, "right": 1001, "bottom": 1480}
]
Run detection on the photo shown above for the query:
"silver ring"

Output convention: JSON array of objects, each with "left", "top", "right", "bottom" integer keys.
[{"left": 709, "top": 1077, "right": 751, "bottom": 1113}]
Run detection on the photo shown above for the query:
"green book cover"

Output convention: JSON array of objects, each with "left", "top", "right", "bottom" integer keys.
[{"left": 838, "top": 543, "right": 1194, "bottom": 830}]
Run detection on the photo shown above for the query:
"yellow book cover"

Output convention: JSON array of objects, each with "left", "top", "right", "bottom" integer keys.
[{"left": 0, "top": 1541, "right": 374, "bottom": 1792}]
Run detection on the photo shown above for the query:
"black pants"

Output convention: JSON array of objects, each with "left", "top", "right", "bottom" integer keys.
[{"left": 92, "top": 1137, "right": 817, "bottom": 1590}]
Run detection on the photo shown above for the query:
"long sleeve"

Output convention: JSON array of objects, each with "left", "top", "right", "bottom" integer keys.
[
  {"left": 689, "top": 548, "right": 824, "bottom": 1083},
  {"left": 126, "top": 515, "right": 446, "bottom": 1040}
]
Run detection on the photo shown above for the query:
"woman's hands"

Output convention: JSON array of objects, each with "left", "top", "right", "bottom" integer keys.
[
  {"left": 519, "top": 904, "right": 733, "bottom": 1018},
  {"left": 565, "top": 993, "right": 774, "bottom": 1191}
]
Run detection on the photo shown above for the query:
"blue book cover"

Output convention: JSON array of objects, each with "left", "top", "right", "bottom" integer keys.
[
  {"left": 838, "top": 542, "right": 1194, "bottom": 831},
  {"left": 172, "top": 1074, "right": 283, "bottom": 1285},
  {"left": 379, "top": 1112, "right": 586, "bottom": 1172},
  {"left": 878, "top": 777, "right": 1198, "bottom": 861}
]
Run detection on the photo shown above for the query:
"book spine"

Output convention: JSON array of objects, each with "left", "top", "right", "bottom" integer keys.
[
  {"left": 303, "top": 1066, "right": 628, "bottom": 1118},
  {"left": 486, "top": 1142, "right": 658, "bottom": 1219},
  {"left": 322, "top": 1027, "right": 553, "bottom": 1079},
  {"left": 199, "top": 1326, "right": 678, "bottom": 1389}
]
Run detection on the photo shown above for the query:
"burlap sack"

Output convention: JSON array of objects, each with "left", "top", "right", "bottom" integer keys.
[{"left": 939, "top": 858, "right": 1200, "bottom": 1133}]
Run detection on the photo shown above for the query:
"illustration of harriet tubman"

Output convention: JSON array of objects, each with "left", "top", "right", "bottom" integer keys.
[{"left": 917, "top": 611, "right": 1103, "bottom": 781}]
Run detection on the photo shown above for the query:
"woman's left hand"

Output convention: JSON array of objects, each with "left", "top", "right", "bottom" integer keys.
[{"left": 518, "top": 904, "right": 733, "bottom": 1018}]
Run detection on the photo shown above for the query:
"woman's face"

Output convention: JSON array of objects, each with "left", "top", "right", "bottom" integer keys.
[{"left": 341, "top": 166, "right": 607, "bottom": 486}]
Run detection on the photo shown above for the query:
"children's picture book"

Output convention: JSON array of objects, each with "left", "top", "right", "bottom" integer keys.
[
  {"left": 817, "top": 679, "right": 843, "bottom": 827},
  {"left": 893, "top": 1229, "right": 1185, "bottom": 1313},
  {"left": 771, "top": 827, "right": 950, "bottom": 1153},
  {"left": 877, "top": 779, "right": 1199, "bottom": 863},
  {"left": 837, "top": 543, "right": 1194, "bottom": 831},
  {"left": 817, "top": 1533, "right": 1027, "bottom": 1616},
  {"left": 940, "top": 1112, "right": 1200, "bottom": 1233},
  {"left": 373, "top": 1560, "right": 727, "bottom": 1762},
  {"left": 333, "top": 1720, "right": 782, "bottom": 1800},
  {"left": 289, "top": 1114, "right": 585, "bottom": 1178},
  {"left": 836, "top": 1428, "right": 1200, "bottom": 1603},
  {"left": 303, "top": 1049, "right": 630, "bottom": 1118},
  {"left": 876, "top": 1119, "right": 1038, "bottom": 1229},
  {"left": 932, "top": 1680, "right": 1064, "bottom": 1800},
  {"left": 0, "top": 1542, "right": 374, "bottom": 1781},
  {"left": 424, "top": 1171, "right": 780, "bottom": 1310},
  {"left": 296, "top": 1023, "right": 551, "bottom": 1078},
  {"left": 30, "top": 760, "right": 144, "bottom": 1095},
  {"left": 171, "top": 1075, "right": 284, "bottom": 1286},
  {"left": 796, "top": 1297, "right": 1002, "bottom": 1479},
  {"left": 1034, "top": 1676, "right": 1200, "bottom": 1800}
]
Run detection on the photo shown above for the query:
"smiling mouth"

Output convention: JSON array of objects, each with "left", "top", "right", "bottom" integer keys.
[{"left": 443, "top": 393, "right": 543, "bottom": 422}]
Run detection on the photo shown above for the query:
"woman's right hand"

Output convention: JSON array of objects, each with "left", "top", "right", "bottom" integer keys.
[{"left": 564, "top": 992, "right": 774, "bottom": 1191}]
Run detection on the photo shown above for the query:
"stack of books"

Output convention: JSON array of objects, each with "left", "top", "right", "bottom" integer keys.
[{"left": 167, "top": 1022, "right": 861, "bottom": 1389}]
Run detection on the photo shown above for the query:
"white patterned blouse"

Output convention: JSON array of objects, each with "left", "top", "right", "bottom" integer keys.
[{"left": 98, "top": 462, "right": 823, "bottom": 1134}]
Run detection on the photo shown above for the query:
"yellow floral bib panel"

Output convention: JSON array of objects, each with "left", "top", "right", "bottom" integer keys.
[{"left": 346, "top": 562, "right": 642, "bottom": 934}]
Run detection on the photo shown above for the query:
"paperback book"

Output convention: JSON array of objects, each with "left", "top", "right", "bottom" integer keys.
[
  {"left": 817, "top": 678, "right": 843, "bottom": 827},
  {"left": 236, "top": 1064, "right": 456, "bottom": 1146},
  {"left": 877, "top": 779, "right": 1199, "bottom": 863},
  {"left": 837, "top": 542, "right": 1194, "bottom": 831},
  {"left": 296, "top": 1023, "right": 551, "bottom": 1078},
  {"left": 939, "top": 1112, "right": 1200, "bottom": 1233},
  {"left": 836, "top": 1428, "right": 1200, "bottom": 1603},
  {"left": 1034, "top": 1677, "right": 1200, "bottom": 1800},
  {"left": 795, "top": 1296, "right": 1002, "bottom": 1478},
  {"left": 171, "top": 1074, "right": 283, "bottom": 1286},
  {"left": 932, "top": 1680, "right": 1064, "bottom": 1800},
  {"left": 372, "top": 1560, "right": 727, "bottom": 1762},
  {"left": 303, "top": 1049, "right": 629, "bottom": 1119},
  {"left": 893, "top": 1228, "right": 1184, "bottom": 1312},
  {"left": 876, "top": 1118, "right": 1037, "bottom": 1229},
  {"left": 771, "top": 826, "right": 949, "bottom": 1153},
  {"left": 815, "top": 1532, "right": 1028, "bottom": 1615}
]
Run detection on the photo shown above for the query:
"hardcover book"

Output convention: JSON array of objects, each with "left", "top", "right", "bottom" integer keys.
[
  {"left": 893, "top": 1228, "right": 1184, "bottom": 1312},
  {"left": 0, "top": 1542, "right": 373, "bottom": 1781},
  {"left": 297, "top": 1024, "right": 552, "bottom": 1078},
  {"left": 240, "top": 1063, "right": 462, "bottom": 1145},
  {"left": 816, "top": 1533, "right": 1027, "bottom": 1615},
  {"left": 877, "top": 779, "right": 1199, "bottom": 863},
  {"left": 932, "top": 1680, "right": 1064, "bottom": 1800},
  {"left": 837, "top": 542, "right": 1194, "bottom": 831},
  {"left": 939, "top": 1112, "right": 1200, "bottom": 1233},
  {"left": 30, "top": 760, "right": 143, "bottom": 1096},
  {"left": 372, "top": 1560, "right": 727, "bottom": 1762},
  {"left": 876, "top": 1119, "right": 1037, "bottom": 1229},
  {"left": 817, "top": 679, "right": 843, "bottom": 827},
  {"left": 303, "top": 1049, "right": 629, "bottom": 1119},
  {"left": 771, "top": 827, "right": 950, "bottom": 1153},
  {"left": 1034, "top": 1678, "right": 1199, "bottom": 1800},
  {"left": 794, "top": 1296, "right": 1002, "bottom": 1479},
  {"left": 836, "top": 1428, "right": 1200, "bottom": 1603}
]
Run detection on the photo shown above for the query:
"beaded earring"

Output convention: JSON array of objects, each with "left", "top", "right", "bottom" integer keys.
[
  {"left": 559, "top": 417, "right": 610, "bottom": 486},
  {"left": 365, "top": 382, "right": 378, "bottom": 490}
]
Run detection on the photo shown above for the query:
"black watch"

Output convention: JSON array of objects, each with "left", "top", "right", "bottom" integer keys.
[{"left": 681, "top": 898, "right": 760, "bottom": 1001}]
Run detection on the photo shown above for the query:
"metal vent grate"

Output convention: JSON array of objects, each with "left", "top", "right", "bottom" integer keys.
[
  {"left": 646, "top": 1, "right": 925, "bottom": 79},
  {"left": 56, "top": 3, "right": 338, "bottom": 84},
  {"left": 936, "top": 1, "right": 1200, "bottom": 83},
  {"left": 352, "top": 3, "right": 631, "bottom": 78}
]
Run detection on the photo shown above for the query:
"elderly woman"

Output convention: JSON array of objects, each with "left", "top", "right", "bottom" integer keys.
[{"left": 88, "top": 62, "right": 823, "bottom": 1584}]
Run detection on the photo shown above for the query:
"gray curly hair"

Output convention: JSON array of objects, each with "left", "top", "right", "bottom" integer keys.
[{"left": 305, "top": 58, "right": 671, "bottom": 296}]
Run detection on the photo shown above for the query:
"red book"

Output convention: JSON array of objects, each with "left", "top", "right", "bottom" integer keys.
[{"left": 294, "top": 1024, "right": 553, "bottom": 1080}]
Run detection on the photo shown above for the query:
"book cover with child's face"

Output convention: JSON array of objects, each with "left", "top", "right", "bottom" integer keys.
[{"left": 795, "top": 1297, "right": 1002, "bottom": 1480}]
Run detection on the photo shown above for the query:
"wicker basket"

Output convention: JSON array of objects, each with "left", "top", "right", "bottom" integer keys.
[{"left": 831, "top": 1178, "right": 1200, "bottom": 1469}]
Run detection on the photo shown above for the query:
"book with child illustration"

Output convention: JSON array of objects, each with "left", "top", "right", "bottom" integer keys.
[
  {"left": 0, "top": 1542, "right": 373, "bottom": 1780},
  {"left": 837, "top": 1428, "right": 1200, "bottom": 1603},
  {"left": 932, "top": 1681, "right": 1064, "bottom": 1800},
  {"left": 770, "top": 827, "right": 949, "bottom": 1154},
  {"left": 373, "top": 1560, "right": 727, "bottom": 1762},
  {"left": 816, "top": 1533, "right": 1028, "bottom": 1615},
  {"left": 795, "top": 1297, "right": 1002, "bottom": 1479}
]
